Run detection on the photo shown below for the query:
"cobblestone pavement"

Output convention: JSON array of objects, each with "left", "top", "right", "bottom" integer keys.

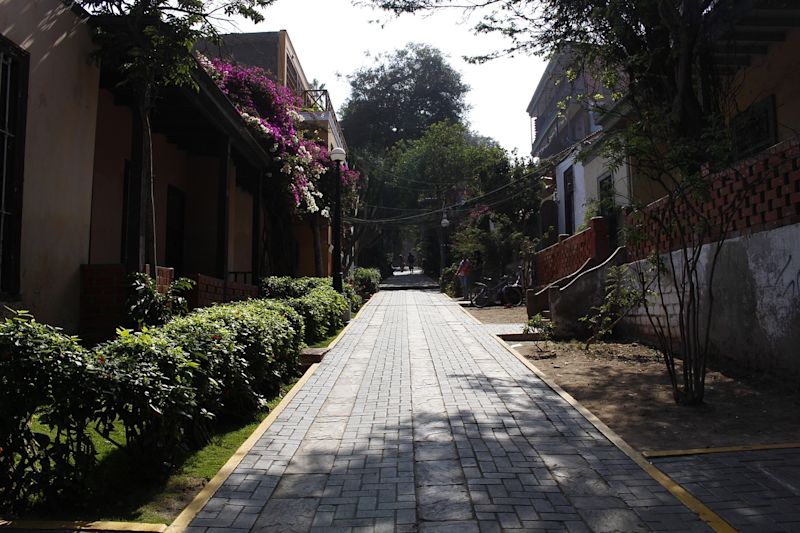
[
  {"left": 189, "top": 291, "right": 708, "bottom": 532},
  {"left": 653, "top": 449, "right": 800, "bottom": 532}
]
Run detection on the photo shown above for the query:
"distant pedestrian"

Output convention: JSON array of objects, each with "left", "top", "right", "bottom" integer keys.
[
  {"left": 456, "top": 256, "right": 472, "bottom": 300},
  {"left": 407, "top": 252, "right": 416, "bottom": 273}
]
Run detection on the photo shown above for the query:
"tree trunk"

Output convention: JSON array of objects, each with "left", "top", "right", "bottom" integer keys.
[{"left": 137, "top": 88, "right": 157, "bottom": 273}]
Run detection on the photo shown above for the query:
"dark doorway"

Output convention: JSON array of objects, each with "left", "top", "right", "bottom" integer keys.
[
  {"left": 166, "top": 185, "right": 186, "bottom": 275},
  {"left": 563, "top": 166, "right": 575, "bottom": 234}
]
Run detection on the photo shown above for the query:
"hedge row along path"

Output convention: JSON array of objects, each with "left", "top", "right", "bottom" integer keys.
[{"left": 187, "top": 290, "right": 714, "bottom": 532}]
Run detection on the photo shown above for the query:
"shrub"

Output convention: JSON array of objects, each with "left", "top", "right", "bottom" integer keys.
[
  {"left": 94, "top": 329, "right": 200, "bottom": 465},
  {"left": 343, "top": 283, "right": 363, "bottom": 312},
  {"left": 0, "top": 311, "right": 99, "bottom": 512},
  {"left": 261, "top": 276, "right": 329, "bottom": 299},
  {"left": 1, "top": 298, "right": 306, "bottom": 511},
  {"left": 285, "top": 286, "right": 348, "bottom": 344},
  {"left": 161, "top": 315, "right": 255, "bottom": 424},
  {"left": 353, "top": 267, "right": 381, "bottom": 298},
  {"left": 440, "top": 264, "right": 459, "bottom": 296},
  {"left": 189, "top": 300, "right": 303, "bottom": 399},
  {"left": 262, "top": 275, "right": 363, "bottom": 312},
  {"left": 128, "top": 272, "right": 195, "bottom": 327}
]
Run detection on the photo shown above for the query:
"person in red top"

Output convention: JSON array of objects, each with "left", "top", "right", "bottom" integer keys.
[{"left": 456, "top": 256, "right": 472, "bottom": 300}]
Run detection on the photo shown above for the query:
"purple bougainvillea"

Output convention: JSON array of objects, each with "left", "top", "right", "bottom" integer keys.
[{"left": 197, "top": 54, "right": 360, "bottom": 214}]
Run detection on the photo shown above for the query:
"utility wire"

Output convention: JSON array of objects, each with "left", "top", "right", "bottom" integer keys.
[
  {"left": 345, "top": 142, "right": 571, "bottom": 226},
  {"left": 345, "top": 170, "right": 537, "bottom": 225}
]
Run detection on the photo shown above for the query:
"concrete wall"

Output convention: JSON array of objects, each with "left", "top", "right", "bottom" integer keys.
[
  {"left": 1, "top": 1, "right": 99, "bottom": 331},
  {"left": 619, "top": 222, "right": 800, "bottom": 375}
]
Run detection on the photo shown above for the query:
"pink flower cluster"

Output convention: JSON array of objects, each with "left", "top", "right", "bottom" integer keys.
[{"left": 199, "top": 55, "right": 361, "bottom": 214}]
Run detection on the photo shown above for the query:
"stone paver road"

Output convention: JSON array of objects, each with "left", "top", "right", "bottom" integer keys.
[{"left": 189, "top": 290, "right": 708, "bottom": 532}]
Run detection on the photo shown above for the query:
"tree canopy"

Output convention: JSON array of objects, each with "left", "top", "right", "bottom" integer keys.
[{"left": 340, "top": 43, "right": 470, "bottom": 152}]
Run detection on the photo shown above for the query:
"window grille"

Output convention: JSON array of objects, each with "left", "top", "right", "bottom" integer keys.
[{"left": 0, "top": 36, "right": 28, "bottom": 295}]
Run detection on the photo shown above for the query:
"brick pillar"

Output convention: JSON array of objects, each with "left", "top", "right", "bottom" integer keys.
[{"left": 589, "top": 217, "right": 609, "bottom": 261}]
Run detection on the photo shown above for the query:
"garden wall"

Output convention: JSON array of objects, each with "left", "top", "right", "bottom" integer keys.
[
  {"left": 533, "top": 217, "right": 610, "bottom": 289},
  {"left": 81, "top": 265, "right": 175, "bottom": 342},
  {"left": 626, "top": 137, "right": 800, "bottom": 261},
  {"left": 188, "top": 273, "right": 259, "bottom": 308},
  {"left": 618, "top": 221, "right": 800, "bottom": 375}
]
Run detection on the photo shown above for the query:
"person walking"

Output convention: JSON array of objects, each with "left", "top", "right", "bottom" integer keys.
[
  {"left": 456, "top": 256, "right": 472, "bottom": 300},
  {"left": 407, "top": 252, "right": 416, "bottom": 273}
]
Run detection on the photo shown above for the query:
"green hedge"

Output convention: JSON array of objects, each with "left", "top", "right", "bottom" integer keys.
[
  {"left": 353, "top": 268, "right": 381, "bottom": 298},
  {"left": 284, "top": 286, "right": 349, "bottom": 344},
  {"left": 0, "top": 299, "right": 303, "bottom": 513},
  {"left": 262, "top": 275, "right": 364, "bottom": 313},
  {"left": 3, "top": 276, "right": 360, "bottom": 512},
  {"left": 261, "top": 276, "right": 330, "bottom": 299},
  {"left": 0, "top": 311, "right": 99, "bottom": 512}
]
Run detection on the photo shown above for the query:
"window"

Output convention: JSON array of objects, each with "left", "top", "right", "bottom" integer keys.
[
  {"left": 0, "top": 36, "right": 28, "bottom": 295},
  {"left": 286, "top": 58, "right": 300, "bottom": 96}
]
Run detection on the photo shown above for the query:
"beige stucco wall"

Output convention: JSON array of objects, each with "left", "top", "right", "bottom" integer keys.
[
  {"left": 90, "top": 89, "right": 131, "bottom": 264},
  {"left": 1, "top": 1, "right": 99, "bottom": 331},
  {"left": 735, "top": 28, "right": 800, "bottom": 143},
  {"left": 89, "top": 93, "right": 229, "bottom": 280}
]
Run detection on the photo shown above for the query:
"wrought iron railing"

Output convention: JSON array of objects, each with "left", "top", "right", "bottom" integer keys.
[{"left": 301, "top": 89, "right": 347, "bottom": 151}]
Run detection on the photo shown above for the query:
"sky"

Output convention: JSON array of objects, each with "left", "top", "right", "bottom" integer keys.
[{"left": 224, "top": 0, "right": 548, "bottom": 158}]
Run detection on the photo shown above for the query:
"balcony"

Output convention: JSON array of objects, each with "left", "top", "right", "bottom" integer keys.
[{"left": 300, "top": 89, "right": 347, "bottom": 151}]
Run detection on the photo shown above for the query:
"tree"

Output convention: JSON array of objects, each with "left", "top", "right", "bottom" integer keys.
[
  {"left": 340, "top": 44, "right": 470, "bottom": 269},
  {"left": 341, "top": 43, "right": 469, "bottom": 151},
  {"left": 366, "top": 0, "right": 757, "bottom": 405},
  {"left": 81, "top": 0, "right": 274, "bottom": 272}
]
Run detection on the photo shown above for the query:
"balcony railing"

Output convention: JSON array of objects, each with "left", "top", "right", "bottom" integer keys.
[{"left": 301, "top": 89, "right": 347, "bottom": 152}]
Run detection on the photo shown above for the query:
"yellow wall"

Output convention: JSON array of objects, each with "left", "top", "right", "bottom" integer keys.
[
  {"left": 1, "top": 1, "right": 99, "bottom": 331},
  {"left": 734, "top": 28, "right": 800, "bottom": 143}
]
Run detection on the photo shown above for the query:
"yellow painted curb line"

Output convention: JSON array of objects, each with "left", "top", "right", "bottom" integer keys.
[
  {"left": 0, "top": 520, "right": 166, "bottom": 532},
  {"left": 643, "top": 442, "right": 800, "bottom": 459},
  {"left": 452, "top": 300, "right": 735, "bottom": 533},
  {"left": 167, "top": 362, "right": 320, "bottom": 533}
]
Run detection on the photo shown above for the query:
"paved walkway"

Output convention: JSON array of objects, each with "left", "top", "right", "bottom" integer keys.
[
  {"left": 189, "top": 291, "right": 708, "bottom": 532},
  {"left": 653, "top": 448, "right": 800, "bottom": 531}
]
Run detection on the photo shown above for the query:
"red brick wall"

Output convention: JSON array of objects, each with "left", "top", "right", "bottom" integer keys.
[
  {"left": 627, "top": 137, "right": 800, "bottom": 261},
  {"left": 533, "top": 217, "right": 610, "bottom": 288},
  {"left": 80, "top": 264, "right": 128, "bottom": 343},
  {"left": 188, "top": 273, "right": 259, "bottom": 308},
  {"left": 144, "top": 264, "right": 175, "bottom": 292}
]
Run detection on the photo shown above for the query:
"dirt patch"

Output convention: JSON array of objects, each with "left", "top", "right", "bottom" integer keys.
[
  {"left": 465, "top": 305, "right": 527, "bottom": 324},
  {"left": 512, "top": 340, "right": 800, "bottom": 452}
]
